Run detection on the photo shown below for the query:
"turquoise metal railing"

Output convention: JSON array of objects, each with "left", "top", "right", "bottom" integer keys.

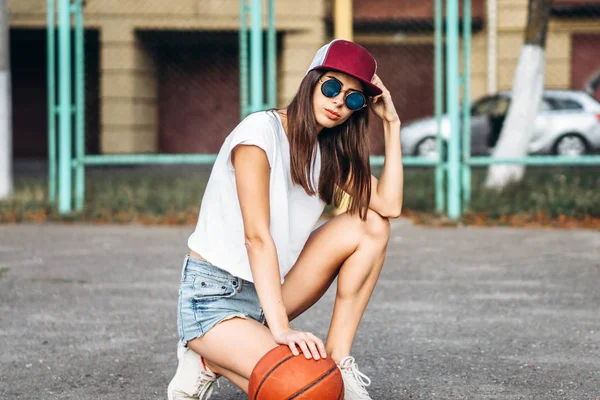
[
  {"left": 48, "top": 0, "right": 278, "bottom": 214},
  {"left": 239, "top": 0, "right": 249, "bottom": 118},
  {"left": 266, "top": 0, "right": 277, "bottom": 109},
  {"left": 74, "top": 0, "right": 85, "bottom": 211},
  {"left": 469, "top": 156, "right": 600, "bottom": 166},
  {"left": 239, "top": 0, "right": 276, "bottom": 117},
  {"left": 438, "top": 0, "right": 600, "bottom": 217},
  {"left": 48, "top": 0, "right": 599, "bottom": 218},
  {"left": 57, "top": 0, "right": 72, "bottom": 214},
  {"left": 46, "top": 0, "right": 57, "bottom": 204},
  {"left": 249, "top": 0, "right": 263, "bottom": 114},
  {"left": 434, "top": 0, "right": 445, "bottom": 213},
  {"left": 446, "top": 0, "right": 461, "bottom": 219},
  {"left": 461, "top": 0, "right": 472, "bottom": 211},
  {"left": 44, "top": 0, "right": 461, "bottom": 216}
]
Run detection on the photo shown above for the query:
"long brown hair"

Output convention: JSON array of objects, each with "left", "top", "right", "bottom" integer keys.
[{"left": 285, "top": 70, "right": 371, "bottom": 220}]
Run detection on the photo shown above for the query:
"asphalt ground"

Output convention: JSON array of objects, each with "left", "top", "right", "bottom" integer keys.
[{"left": 0, "top": 221, "right": 599, "bottom": 399}]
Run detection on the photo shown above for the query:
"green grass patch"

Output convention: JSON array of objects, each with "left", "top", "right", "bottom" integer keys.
[{"left": 2, "top": 166, "right": 599, "bottom": 224}]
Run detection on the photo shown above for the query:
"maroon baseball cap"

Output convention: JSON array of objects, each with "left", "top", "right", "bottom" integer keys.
[{"left": 307, "top": 39, "right": 382, "bottom": 97}]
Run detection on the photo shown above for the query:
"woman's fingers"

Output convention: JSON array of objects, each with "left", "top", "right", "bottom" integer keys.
[
  {"left": 372, "top": 74, "right": 391, "bottom": 100},
  {"left": 297, "top": 339, "right": 313, "bottom": 359},
  {"left": 307, "top": 332, "right": 327, "bottom": 359},
  {"left": 288, "top": 341, "right": 299, "bottom": 356},
  {"left": 372, "top": 74, "right": 386, "bottom": 90},
  {"left": 277, "top": 330, "right": 327, "bottom": 360},
  {"left": 286, "top": 332, "right": 327, "bottom": 360},
  {"left": 303, "top": 339, "right": 321, "bottom": 360},
  {"left": 294, "top": 333, "right": 315, "bottom": 359}
]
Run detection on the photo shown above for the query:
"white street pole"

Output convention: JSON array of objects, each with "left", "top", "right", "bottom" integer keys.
[{"left": 0, "top": 0, "right": 12, "bottom": 199}]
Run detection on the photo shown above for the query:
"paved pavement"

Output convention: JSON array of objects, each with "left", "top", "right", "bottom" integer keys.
[{"left": 0, "top": 221, "right": 599, "bottom": 399}]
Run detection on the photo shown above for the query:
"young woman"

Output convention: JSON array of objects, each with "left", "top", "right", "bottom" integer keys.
[{"left": 168, "top": 39, "right": 403, "bottom": 400}]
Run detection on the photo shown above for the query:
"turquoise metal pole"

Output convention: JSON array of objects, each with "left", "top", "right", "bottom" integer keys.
[
  {"left": 370, "top": 156, "right": 442, "bottom": 167},
  {"left": 445, "top": 0, "right": 461, "bottom": 219},
  {"left": 80, "top": 154, "right": 219, "bottom": 166},
  {"left": 74, "top": 0, "right": 85, "bottom": 211},
  {"left": 267, "top": 0, "right": 276, "bottom": 109},
  {"left": 239, "top": 0, "right": 249, "bottom": 119},
  {"left": 79, "top": 154, "right": 441, "bottom": 167},
  {"left": 250, "top": 0, "right": 264, "bottom": 113},
  {"left": 434, "top": 0, "right": 445, "bottom": 213},
  {"left": 469, "top": 155, "right": 600, "bottom": 166},
  {"left": 47, "top": 0, "right": 57, "bottom": 205},
  {"left": 461, "top": 0, "right": 472, "bottom": 210},
  {"left": 58, "top": 0, "right": 72, "bottom": 214}
]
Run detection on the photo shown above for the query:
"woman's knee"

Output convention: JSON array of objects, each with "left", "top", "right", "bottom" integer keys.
[
  {"left": 364, "top": 209, "right": 391, "bottom": 243},
  {"left": 337, "top": 208, "right": 390, "bottom": 245}
]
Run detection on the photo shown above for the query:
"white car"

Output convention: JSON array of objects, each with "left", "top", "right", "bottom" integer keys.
[{"left": 400, "top": 90, "right": 600, "bottom": 158}]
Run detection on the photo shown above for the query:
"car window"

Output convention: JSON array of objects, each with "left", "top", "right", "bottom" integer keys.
[
  {"left": 471, "top": 97, "right": 497, "bottom": 116},
  {"left": 548, "top": 98, "right": 583, "bottom": 110},
  {"left": 494, "top": 97, "right": 511, "bottom": 115},
  {"left": 538, "top": 98, "right": 553, "bottom": 112}
]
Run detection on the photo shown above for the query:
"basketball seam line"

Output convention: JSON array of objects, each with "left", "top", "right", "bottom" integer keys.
[
  {"left": 253, "top": 353, "right": 295, "bottom": 400},
  {"left": 287, "top": 364, "right": 340, "bottom": 400}
]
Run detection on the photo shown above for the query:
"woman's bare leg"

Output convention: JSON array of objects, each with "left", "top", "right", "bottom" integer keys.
[
  {"left": 281, "top": 209, "right": 391, "bottom": 362},
  {"left": 187, "top": 209, "right": 390, "bottom": 392},
  {"left": 186, "top": 317, "right": 277, "bottom": 393}
]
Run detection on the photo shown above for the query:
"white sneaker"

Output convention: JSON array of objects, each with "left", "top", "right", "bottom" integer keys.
[
  {"left": 167, "top": 343, "right": 219, "bottom": 400},
  {"left": 338, "top": 356, "right": 373, "bottom": 400}
]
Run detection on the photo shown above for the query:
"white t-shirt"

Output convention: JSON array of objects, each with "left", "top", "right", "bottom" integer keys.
[{"left": 187, "top": 110, "right": 326, "bottom": 283}]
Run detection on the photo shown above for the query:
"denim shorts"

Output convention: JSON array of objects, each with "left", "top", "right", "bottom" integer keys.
[{"left": 177, "top": 255, "right": 265, "bottom": 345}]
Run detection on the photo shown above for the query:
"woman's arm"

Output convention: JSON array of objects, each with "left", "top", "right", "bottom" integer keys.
[
  {"left": 232, "top": 144, "right": 289, "bottom": 332},
  {"left": 231, "top": 144, "right": 327, "bottom": 360},
  {"left": 368, "top": 120, "right": 403, "bottom": 218},
  {"left": 367, "top": 75, "right": 404, "bottom": 218}
]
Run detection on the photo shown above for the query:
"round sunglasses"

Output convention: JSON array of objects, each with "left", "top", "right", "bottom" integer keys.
[{"left": 319, "top": 77, "right": 367, "bottom": 111}]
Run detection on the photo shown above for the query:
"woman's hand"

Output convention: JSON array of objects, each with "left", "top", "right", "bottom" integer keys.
[
  {"left": 272, "top": 328, "right": 327, "bottom": 360},
  {"left": 369, "top": 74, "right": 400, "bottom": 124}
]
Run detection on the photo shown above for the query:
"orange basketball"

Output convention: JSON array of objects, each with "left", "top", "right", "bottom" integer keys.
[{"left": 248, "top": 345, "right": 344, "bottom": 400}]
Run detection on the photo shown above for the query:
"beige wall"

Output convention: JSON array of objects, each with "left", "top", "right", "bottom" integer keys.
[{"left": 9, "top": 0, "right": 326, "bottom": 153}]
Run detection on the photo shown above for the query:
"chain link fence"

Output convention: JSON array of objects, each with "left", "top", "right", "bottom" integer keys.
[
  {"left": 5, "top": 0, "right": 600, "bottom": 222},
  {"left": 8, "top": 0, "right": 600, "bottom": 159}
]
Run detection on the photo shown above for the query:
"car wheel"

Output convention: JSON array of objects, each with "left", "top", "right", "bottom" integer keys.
[
  {"left": 416, "top": 137, "right": 440, "bottom": 159},
  {"left": 554, "top": 134, "right": 588, "bottom": 156}
]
